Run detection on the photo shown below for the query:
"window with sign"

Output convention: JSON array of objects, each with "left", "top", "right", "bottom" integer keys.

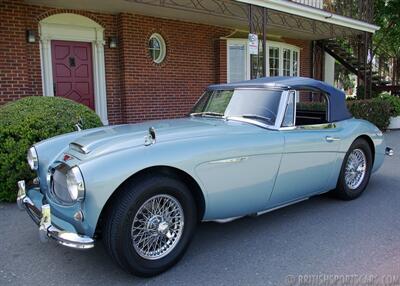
[
  {"left": 227, "top": 40, "right": 300, "bottom": 82},
  {"left": 227, "top": 39, "right": 249, "bottom": 83}
]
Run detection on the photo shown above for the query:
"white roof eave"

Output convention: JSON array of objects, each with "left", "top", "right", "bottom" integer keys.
[{"left": 236, "top": 0, "right": 380, "bottom": 34}]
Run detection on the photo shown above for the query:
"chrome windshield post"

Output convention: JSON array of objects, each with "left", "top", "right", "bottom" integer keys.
[{"left": 273, "top": 90, "right": 290, "bottom": 130}]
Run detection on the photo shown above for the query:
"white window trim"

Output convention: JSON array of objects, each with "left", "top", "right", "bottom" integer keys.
[
  {"left": 39, "top": 13, "right": 108, "bottom": 125},
  {"left": 149, "top": 33, "right": 166, "bottom": 64},
  {"left": 267, "top": 42, "right": 300, "bottom": 77},
  {"left": 227, "top": 39, "right": 300, "bottom": 82}
]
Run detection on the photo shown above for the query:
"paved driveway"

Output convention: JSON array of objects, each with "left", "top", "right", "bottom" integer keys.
[{"left": 1, "top": 131, "right": 399, "bottom": 286}]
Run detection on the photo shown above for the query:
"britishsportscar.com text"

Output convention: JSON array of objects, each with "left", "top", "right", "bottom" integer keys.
[{"left": 285, "top": 274, "right": 400, "bottom": 286}]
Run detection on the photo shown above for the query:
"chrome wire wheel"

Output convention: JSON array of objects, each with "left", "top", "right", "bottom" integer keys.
[
  {"left": 344, "top": 148, "right": 367, "bottom": 190},
  {"left": 131, "top": 194, "right": 184, "bottom": 260}
]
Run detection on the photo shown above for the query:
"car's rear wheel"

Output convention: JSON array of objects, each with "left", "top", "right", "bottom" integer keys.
[
  {"left": 333, "top": 138, "right": 373, "bottom": 200},
  {"left": 103, "top": 174, "right": 197, "bottom": 277}
]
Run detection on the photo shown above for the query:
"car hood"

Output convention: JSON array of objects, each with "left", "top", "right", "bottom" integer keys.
[{"left": 68, "top": 117, "right": 244, "bottom": 159}]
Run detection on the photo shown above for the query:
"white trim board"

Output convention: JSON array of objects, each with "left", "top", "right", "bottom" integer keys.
[
  {"left": 236, "top": 0, "right": 380, "bottom": 34},
  {"left": 39, "top": 13, "right": 108, "bottom": 125}
]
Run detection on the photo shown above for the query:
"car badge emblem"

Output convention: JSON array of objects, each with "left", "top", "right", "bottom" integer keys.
[{"left": 63, "top": 154, "right": 72, "bottom": 161}]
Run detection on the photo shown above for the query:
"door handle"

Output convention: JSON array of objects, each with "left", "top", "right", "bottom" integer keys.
[{"left": 325, "top": 136, "right": 341, "bottom": 142}]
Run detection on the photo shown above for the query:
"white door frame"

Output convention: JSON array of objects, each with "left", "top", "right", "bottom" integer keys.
[{"left": 39, "top": 13, "right": 108, "bottom": 125}]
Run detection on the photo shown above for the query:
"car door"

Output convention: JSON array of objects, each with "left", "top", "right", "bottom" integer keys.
[
  {"left": 192, "top": 88, "right": 287, "bottom": 220},
  {"left": 269, "top": 90, "right": 343, "bottom": 206},
  {"left": 196, "top": 126, "right": 284, "bottom": 220}
]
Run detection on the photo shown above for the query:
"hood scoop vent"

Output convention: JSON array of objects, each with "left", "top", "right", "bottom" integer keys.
[{"left": 69, "top": 142, "right": 90, "bottom": 154}]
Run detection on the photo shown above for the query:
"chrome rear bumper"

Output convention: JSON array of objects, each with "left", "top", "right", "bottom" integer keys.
[
  {"left": 17, "top": 180, "right": 94, "bottom": 249},
  {"left": 386, "top": 147, "right": 394, "bottom": 156}
]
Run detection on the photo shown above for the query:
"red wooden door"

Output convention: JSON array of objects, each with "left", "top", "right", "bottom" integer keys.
[{"left": 51, "top": 40, "right": 95, "bottom": 109}]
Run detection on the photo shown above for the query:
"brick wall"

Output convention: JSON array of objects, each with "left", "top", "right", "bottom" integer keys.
[
  {"left": 0, "top": 0, "right": 32, "bottom": 104},
  {"left": 0, "top": 1, "right": 314, "bottom": 125},
  {"left": 117, "top": 14, "right": 231, "bottom": 122},
  {"left": 216, "top": 39, "right": 228, "bottom": 84}
]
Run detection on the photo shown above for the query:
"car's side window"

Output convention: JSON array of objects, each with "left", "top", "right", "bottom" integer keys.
[{"left": 295, "top": 89, "right": 328, "bottom": 126}]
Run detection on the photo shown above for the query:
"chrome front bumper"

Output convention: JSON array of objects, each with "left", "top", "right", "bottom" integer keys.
[{"left": 17, "top": 180, "right": 95, "bottom": 249}]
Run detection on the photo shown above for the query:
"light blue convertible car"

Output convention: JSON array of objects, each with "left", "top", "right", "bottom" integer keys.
[{"left": 17, "top": 77, "right": 393, "bottom": 276}]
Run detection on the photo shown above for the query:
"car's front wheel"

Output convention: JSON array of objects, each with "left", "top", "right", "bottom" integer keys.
[
  {"left": 333, "top": 138, "right": 373, "bottom": 200},
  {"left": 104, "top": 174, "right": 197, "bottom": 277}
]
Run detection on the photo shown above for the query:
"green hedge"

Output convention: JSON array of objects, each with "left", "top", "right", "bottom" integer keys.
[
  {"left": 378, "top": 93, "right": 400, "bottom": 116},
  {"left": 0, "top": 96, "right": 103, "bottom": 202},
  {"left": 347, "top": 97, "right": 393, "bottom": 130}
]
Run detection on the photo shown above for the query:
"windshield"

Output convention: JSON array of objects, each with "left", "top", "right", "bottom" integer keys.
[{"left": 191, "top": 89, "right": 282, "bottom": 126}]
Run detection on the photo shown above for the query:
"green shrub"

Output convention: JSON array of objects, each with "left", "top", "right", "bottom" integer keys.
[
  {"left": 0, "top": 96, "right": 103, "bottom": 202},
  {"left": 347, "top": 98, "right": 392, "bottom": 130},
  {"left": 377, "top": 93, "right": 400, "bottom": 116}
]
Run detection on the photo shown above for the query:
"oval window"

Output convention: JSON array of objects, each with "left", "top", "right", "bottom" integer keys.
[{"left": 148, "top": 33, "right": 166, "bottom": 64}]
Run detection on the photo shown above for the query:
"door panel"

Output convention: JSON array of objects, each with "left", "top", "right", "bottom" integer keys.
[
  {"left": 51, "top": 40, "right": 94, "bottom": 110},
  {"left": 269, "top": 126, "right": 342, "bottom": 206},
  {"left": 196, "top": 131, "right": 284, "bottom": 220}
]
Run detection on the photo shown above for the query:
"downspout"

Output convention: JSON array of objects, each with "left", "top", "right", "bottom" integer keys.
[{"left": 262, "top": 7, "right": 267, "bottom": 77}]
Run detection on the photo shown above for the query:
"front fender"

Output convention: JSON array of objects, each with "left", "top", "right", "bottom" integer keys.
[
  {"left": 78, "top": 141, "right": 208, "bottom": 237},
  {"left": 34, "top": 127, "right": 106, "bottom": 191}
]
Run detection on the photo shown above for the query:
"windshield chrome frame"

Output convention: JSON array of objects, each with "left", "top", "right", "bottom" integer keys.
[
  {"left": 225, "top": 89, "right": 289, "bottom": 130},
  {"left": 190, "top": 88, "right": 293, "bottom": 130}
]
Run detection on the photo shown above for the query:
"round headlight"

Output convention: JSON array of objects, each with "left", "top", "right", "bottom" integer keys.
[
  {"left": 66, "top": 166, "right": 85, "bottom": 201},
  {"left": 27, "top": 147, "right": 38, "bottom": 170}
]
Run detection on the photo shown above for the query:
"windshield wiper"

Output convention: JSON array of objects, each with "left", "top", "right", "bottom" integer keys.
[
  {"left": 241, "top": 114, "right": 274, "bottom": 125},
  {"left": 190, "top": 112, "right": 224, "bottom": 117}
]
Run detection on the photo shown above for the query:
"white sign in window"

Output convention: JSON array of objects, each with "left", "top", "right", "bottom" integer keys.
[{"left": 227, "top": 41, "right": 249, "bottom": 83}]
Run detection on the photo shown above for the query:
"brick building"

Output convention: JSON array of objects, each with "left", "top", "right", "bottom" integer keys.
[{"left": 0, "top": 0, "right": 378, "bottom": 125}]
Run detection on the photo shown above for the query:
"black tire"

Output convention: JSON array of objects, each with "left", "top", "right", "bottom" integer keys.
[
  {"left": 332, "top": 138, "right": 373, "bottom": 200},
  {"left": 103, "top": 174, "right": 197, "bottom": 277}
]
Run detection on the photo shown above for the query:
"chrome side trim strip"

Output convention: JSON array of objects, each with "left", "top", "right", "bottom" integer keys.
[
  {"left": 205, "top": 198, "right": 309, "bottom": 224},
  {"left": 209, "top": 157, "right": 248, "bottom": 164},
  {"left": 256, "top": 198, "right": 309, "bottom": 217}
]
